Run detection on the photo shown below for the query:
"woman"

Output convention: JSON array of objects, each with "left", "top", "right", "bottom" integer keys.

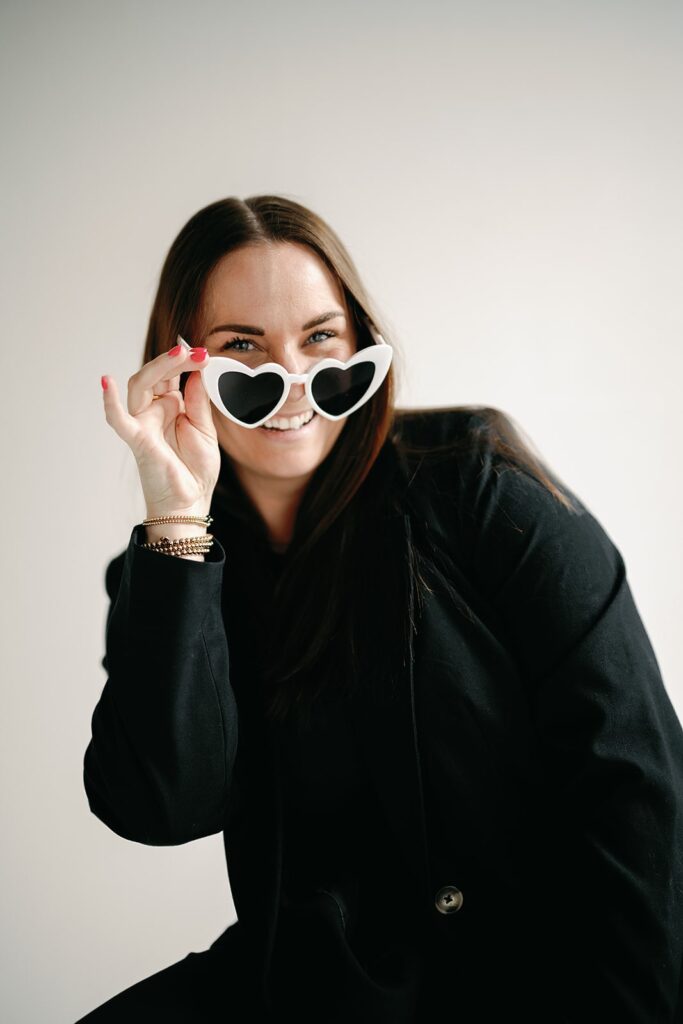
[{"left": 78, "top": 194, "right": 683, "bottom": 1023}]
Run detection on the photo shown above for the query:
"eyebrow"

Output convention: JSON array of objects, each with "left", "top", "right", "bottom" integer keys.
[{"left": 204, "top": 309, "right": 346, "bottom": 338}]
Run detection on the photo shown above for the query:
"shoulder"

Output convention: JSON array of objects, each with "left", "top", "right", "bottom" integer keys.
[
  {"left": 389, "top": 404, "right": 494, "bottom": 509},
  {"left": 392, "top": 408, "right": 633, "bottom": 687},
  {"left": 391, "top": 403, "right": 584, "bottom": 525},
  {"left": 392, "top": 403, "right": 487, "bottom": 453},
  {"left": 391, "top": 403, "right": 542, "bottom": 485},
  {"left": 390, "top": 404, "right": 620, "bottom": 596}
]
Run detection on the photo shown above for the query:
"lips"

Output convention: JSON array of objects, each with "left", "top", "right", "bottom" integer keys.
[
  {"left": 262, "top": 409, "right": 316, "bottom": 431},
  {"left": 259, "top": 410, "right": 318, "bottom": 433}
]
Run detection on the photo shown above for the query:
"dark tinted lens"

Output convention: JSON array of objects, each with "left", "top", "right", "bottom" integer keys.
[
  {"left": 217, "top": 371, "right": 285, "bottom": 425},
  {"left": 311, "top": 363, "right": 376, "bottom": 416}
]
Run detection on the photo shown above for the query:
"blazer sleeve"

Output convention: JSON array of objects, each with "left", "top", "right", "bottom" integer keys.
[
  {"left": 453, "top": 430, "right": 683, "bottom": 1022},
  {"left": 83, "top": 524, "right": 238, "bottom": 846}
]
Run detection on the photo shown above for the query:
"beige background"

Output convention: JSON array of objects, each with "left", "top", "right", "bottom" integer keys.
[{"left": 1, "top": 1, "right": 681, "bottom": 1021}]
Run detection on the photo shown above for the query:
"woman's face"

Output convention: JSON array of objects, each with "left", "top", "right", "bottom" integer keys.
[{"left": 196, "top": 242, "right": 357, "bottom": 486}]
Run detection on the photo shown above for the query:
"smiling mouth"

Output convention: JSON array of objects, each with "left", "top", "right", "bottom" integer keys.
[{"left": 260, "top": 410, "right": 318, "bottom": 432}]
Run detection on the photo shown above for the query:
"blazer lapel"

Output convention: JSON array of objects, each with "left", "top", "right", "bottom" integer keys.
[{"left": 353, "top": 499, "right": 434, "bottom": 932}]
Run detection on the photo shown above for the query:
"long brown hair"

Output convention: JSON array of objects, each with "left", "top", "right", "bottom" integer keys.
[{"left": 140, "top": 194, "right": 577, "bottom": 726}]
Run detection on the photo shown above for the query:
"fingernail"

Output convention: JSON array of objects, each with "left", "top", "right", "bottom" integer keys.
[
  {"left": 168, "top": 345, "right": 182, "bottom": 357},
  {"left": 190, "top": 348, "right": 208, "bottom": 362},
  {"left": 101, "top": 375, "right": 108, "bottom": 391}
]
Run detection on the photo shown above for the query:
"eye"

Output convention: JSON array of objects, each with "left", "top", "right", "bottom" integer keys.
[
  {"left": 220, "top": 329, "right": 337, "bottom": 353},
  {"left": 308, "top": 330, "right": 337, "bottom": 344},
  {"left": 221, "top": 336, "right": 255, "bottom": 353}
]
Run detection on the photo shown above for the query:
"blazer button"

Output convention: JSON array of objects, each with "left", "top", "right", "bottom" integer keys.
[{"left": 434, "top": 885, "right": 464, "bottom": 914}]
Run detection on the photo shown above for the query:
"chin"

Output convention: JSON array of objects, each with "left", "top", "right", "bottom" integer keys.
[{"left": 216, "top": 416, "right": 346, "bottom": 481}]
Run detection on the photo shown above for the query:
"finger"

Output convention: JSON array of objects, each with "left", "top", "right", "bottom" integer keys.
[
  {"left": 101, "top": 375, "right": 143, "bottom": 446},
  {"left": 154, "top": 339, "right": 194, "bottom": 397},
  {"left": 127, "top": 345, "right": 207, "bottom": 416},
  {"left": 152, "top": 376, "right": 179, "bottom": 397},
  {"left": 182, "top": 366, "right": 216, "bottom": 437}
]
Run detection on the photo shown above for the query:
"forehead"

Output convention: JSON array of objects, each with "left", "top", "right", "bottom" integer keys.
[{"left": 201, "top": 242, "right": 345, "bottom": 318}]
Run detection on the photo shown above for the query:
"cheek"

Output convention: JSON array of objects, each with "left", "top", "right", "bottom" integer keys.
[{"left": 212, "top": 408, "right": 247, "bottom": 453}]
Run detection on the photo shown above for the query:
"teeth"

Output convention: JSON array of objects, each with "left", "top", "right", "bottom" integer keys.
[{"left": 263, "top": 409, "right": 315, "bottom": 430}]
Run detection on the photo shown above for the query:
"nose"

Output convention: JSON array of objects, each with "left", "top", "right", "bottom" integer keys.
[
  {"left": 274, "top": 348, "right": 310, "bottom": 373},
  {"left": 270, "top": 347, "right": 314, "bottom": 402},
  {"left": 286, "top": 381, "right": 306, "bottom": 404}
]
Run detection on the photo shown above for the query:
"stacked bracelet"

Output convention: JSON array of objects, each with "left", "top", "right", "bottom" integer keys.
[
  {"left": 143, "top": 514, "right": 214, "bottom": 527},
  {"left": 140, "top": 534, "right": 214, "bottom": 556},
  {"left": 140, "top": 513, "right": 215, "bottom": 558}
]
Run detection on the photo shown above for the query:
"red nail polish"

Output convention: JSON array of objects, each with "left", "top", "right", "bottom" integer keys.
[
  {"left": 168, "top": 345, "right": 182, "bottom": 357},
  {"left": 191, "top": 348, "right": 207, "bottom": 362},
  {"left": 101, "top": 375, "right": 109, "bottom": 391}
]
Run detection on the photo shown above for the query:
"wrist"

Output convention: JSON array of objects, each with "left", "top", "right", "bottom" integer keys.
[{"left": 144, "top": 502, "right": 212, "bottom": 521}]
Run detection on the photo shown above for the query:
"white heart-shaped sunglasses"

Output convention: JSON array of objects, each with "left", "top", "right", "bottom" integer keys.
[{"left": 177, "top": 316, "right": 393, "bottom": 429}]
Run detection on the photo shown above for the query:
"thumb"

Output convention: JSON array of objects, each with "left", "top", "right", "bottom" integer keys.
[{"left": 183, "top": 368, "right": 217, "bottom": 436}]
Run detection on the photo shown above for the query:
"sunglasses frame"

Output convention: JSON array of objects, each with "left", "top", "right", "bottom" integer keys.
[{"left": 177, "top": 315, "right": 393, "bottom": 429}]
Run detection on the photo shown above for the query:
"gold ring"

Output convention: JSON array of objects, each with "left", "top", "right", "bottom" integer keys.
[{"left": 151, "top": 395, "right": 163, "bottom": 401}]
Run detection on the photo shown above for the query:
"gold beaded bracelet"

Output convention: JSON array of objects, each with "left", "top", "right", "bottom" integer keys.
[
  {"left": 140, "top": 513, "right": 215, "bottom": 558},
  {"left": 142, "top": 514, "right": 213, "bottom": 526},
  {"left": 140, "top": 535, "right": 214, "bottom": 556}
]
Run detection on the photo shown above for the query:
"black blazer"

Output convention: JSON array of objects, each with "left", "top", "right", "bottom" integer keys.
[{"left": 83, "top": 408, "right": 683, "bottom": 1022}]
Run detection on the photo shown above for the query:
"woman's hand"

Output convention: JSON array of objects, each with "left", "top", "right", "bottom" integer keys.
[{"left": 101, "top": 343, "right": 221, "bottom": 517}]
